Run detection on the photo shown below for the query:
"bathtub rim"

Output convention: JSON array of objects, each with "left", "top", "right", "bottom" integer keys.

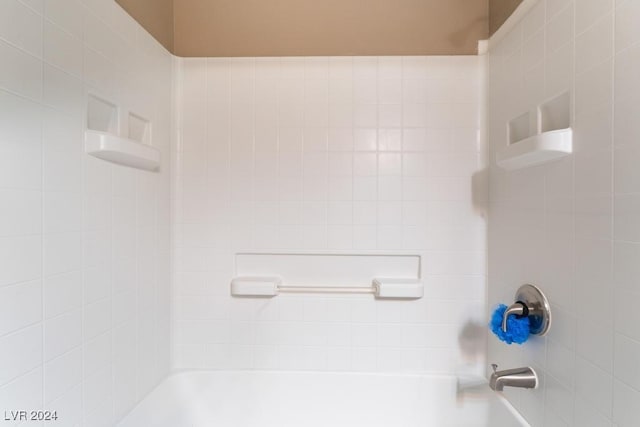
[{"left": 119, "top": 369, "right": 530, "bottom": 427}]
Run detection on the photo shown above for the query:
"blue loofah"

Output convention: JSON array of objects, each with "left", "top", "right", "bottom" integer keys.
[{"left": 490, "top": 304, "right": 530, "bottom": 345}]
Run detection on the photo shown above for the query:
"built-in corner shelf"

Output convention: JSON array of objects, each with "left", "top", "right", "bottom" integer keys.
[
  {"left": 85, "top": 94, "right": 159, "bottom": 171},
  {"left": 497, "top": 92, "right": 572, "bottom": 171},
  {"left": 85, "top": 130, "right": 160, "bottom": 171}
]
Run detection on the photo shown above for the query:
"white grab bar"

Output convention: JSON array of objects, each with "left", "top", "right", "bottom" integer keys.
[
  {"left": 230, "top": 277, "right": 423, "bottom": 299},
  {"left": 277, "top": 285, "right": 376, "bottom": 295}
]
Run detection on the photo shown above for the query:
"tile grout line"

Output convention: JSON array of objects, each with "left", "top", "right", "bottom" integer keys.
[
  {"left": 609, "top": 0, "right": 617, "bottom": 422},
  {"left": 568, "top": 0, "right": 578, "bottom": 423},
  {"left": 39, "top": 1, "right": 45, "bottom": 413}
]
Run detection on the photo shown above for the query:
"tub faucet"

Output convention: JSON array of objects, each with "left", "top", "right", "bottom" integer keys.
[{"left": 489, "top": 364, "right": 538, "bottom": 391}]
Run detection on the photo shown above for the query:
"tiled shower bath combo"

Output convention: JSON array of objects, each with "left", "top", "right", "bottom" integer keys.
[{"left": 1, "top": 0, "right": 638, "bottom": 425}]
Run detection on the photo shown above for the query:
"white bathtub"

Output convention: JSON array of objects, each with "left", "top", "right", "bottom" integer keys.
[{"left": 118, "top": 371, "right": 528, "bottom": 427}]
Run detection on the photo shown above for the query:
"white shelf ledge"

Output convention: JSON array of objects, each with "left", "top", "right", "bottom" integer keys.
[
  {"left": 496, "top": 128, "right": 572, "bottom": 171},
  {"left": 85, "top": 130, "right": 160, "bottom": 171}
]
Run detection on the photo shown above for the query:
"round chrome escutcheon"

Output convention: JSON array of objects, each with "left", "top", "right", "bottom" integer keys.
[{"left": 515, "top": 284, "right": 552, "bottom": 336}]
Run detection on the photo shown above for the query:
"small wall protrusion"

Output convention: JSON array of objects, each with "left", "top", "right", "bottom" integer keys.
[
  {"left": 128, "top": 113, "right": 151, "bottom": 145},
  {"left": 87, "top": 94, "right": 118, "bottom": 134},
  {"left": 539, "top": 92, "right": 571, "bottom": 133},
  {"left": 508, "top": 112, "right": 531, "bottom": 145}
]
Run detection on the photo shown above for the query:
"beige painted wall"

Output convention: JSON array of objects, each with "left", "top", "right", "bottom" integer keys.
[
  {"left": 489, "top": 0, "right": 523, "bottom": 35},
  {"left": 114, "top": 0, "right": 522, "bottom": 56},
  {"left": 116, "top": 0, "right": 489, "bottom": 56},
  {"left": 173, "top": 0, "right": 488, "bottom": 56},
  {"left": 114, "top": 0, "right": 525, "bottom": 56},
  {"left": 116, "top": 0, "right": 174, "bottom": 51}
]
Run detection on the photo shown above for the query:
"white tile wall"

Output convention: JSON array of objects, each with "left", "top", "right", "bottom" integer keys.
[
  {"left": 173, "top": 56, "right": 487, "bottom": 374},
  {"left": 488, "top": 0, "right": 640, "bottom": 425},
  {"left": 0, "top": 0, "right": 172, "bottom": 425}
]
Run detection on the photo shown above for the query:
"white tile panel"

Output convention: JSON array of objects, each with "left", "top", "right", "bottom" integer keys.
[
  {"left": 173, "top": 56, "right": 486, "bottom": 375},
  {"left": 488, "top": 0, "right": 640, "bottom": 424},
  {"left": 0, "top": 1, "right": 172, "bottom": 424}
]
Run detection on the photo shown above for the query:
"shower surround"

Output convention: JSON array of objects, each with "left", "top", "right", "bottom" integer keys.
[{"left": 4, "top": 0, "right": 638, "bottom": 426}]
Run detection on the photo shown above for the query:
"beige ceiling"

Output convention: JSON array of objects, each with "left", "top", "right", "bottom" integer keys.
[
  {"left": 489, "top": 0, "right": 523, "bottom": 35},
  {"left": 116, "top": 0, "right": 174, "bottom": 51},
  {"left": 115, "top": 0, "right": 519, "bottom": 56}
]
